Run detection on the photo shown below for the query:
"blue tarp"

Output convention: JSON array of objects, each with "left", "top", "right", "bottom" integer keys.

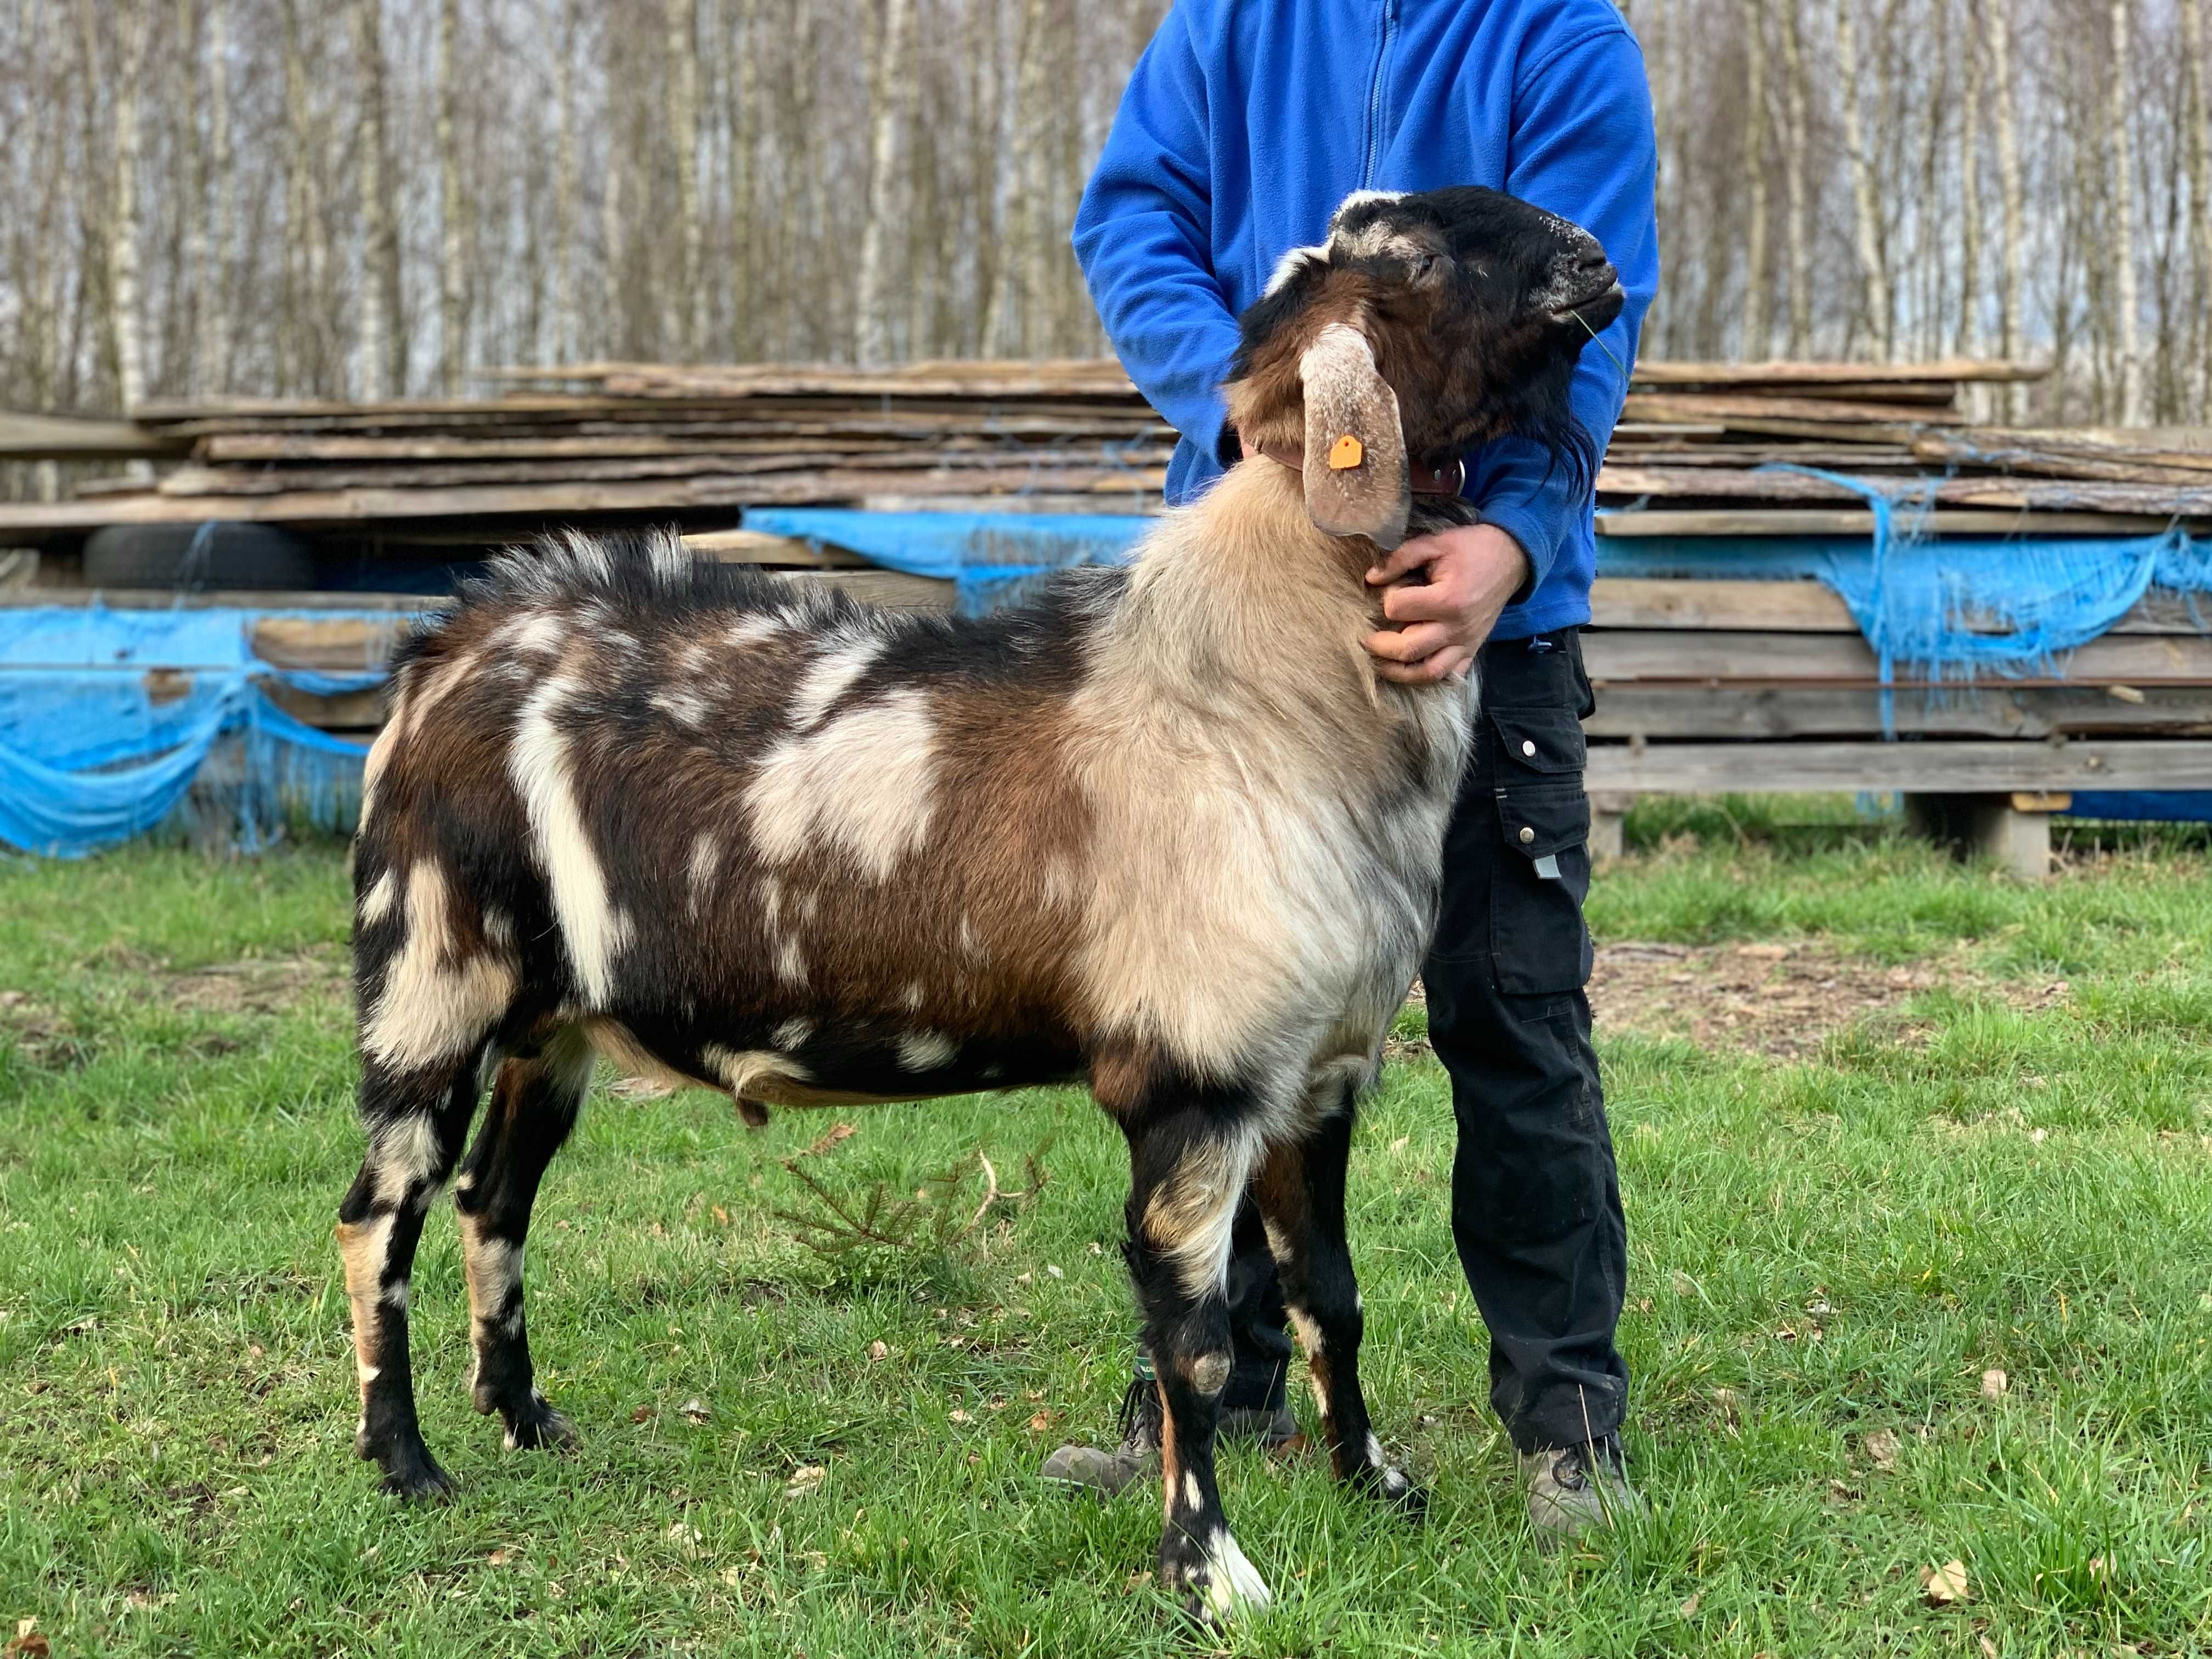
[
  {"left": 743, "top": 507, "right": 1150, "bottom": 613},
  {"left": 0, "top": 605, "right": 382, "bottom": 857},
  {"left": 12, "top": 499, "right": 2212, "bottom": 856}
]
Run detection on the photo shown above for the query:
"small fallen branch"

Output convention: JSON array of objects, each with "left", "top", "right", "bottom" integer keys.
[{"left": 774, "top": 1140, "right": 1051, "bottom": 1260}]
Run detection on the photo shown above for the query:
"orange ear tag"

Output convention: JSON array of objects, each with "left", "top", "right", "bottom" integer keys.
[{"left": 1328, "top": 433, "right": 1364, "bottom": 470}]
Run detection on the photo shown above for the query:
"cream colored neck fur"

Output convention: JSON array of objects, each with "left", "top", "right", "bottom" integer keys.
[{"left": 1091, "top": 459, "right": 1438, "bottom": 747}]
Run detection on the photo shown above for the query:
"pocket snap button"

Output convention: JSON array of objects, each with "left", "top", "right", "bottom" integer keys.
[
  {"left": 1521, "top": 739, "right": 1536, "bottom": 757},
  {"left": 1519, "top": 825, "right": 1535, "bottom": 844}
]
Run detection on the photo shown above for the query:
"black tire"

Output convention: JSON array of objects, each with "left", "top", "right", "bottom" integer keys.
[{"left": 83, "top": 522, "right": 318, "bottom": 592}]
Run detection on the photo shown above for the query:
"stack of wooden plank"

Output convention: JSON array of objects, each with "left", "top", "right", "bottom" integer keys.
[
  {"left": 1596, "top": 360, "right": 2212, "bottom": 535},
  {"left": 0, "top": 360, "right": 1174, "bottom": 536}
]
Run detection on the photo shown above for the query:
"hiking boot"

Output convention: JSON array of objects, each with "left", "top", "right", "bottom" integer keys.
[
  {"left": 1041, "top": 1372, "right": 1299, "bottom": 1497},
  {"left": 1521, "top": 1435, "right": 1642, "bottom": 1545}
]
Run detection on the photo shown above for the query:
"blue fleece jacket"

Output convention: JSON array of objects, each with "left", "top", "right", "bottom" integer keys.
[{"left": 1072, "top": 0, "right": 1658, "bottom": 638}]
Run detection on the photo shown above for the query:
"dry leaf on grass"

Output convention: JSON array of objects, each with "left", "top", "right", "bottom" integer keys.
[
  {"left": 798, "top": 1121, "right": 857, "bottom": 1159},
  {"left": 1981, "top": 1368, "right": 2009, "bottom": 1399},
  {"left": 783, "top": 1464, "right": 826, "bottom": 1499},
  {"left": 678, "top": 1398, "right": 710, "bottom": 1424},
  {"left": 868, "top": 1340, "right": 888, "bottom": 1362},
  {"left": 1028, "top": 1411, "right": 1053, "bottom": 1432},
  {"left": 1864, "top": 1429, "right": 1901, "bottom": 1471},
  {"left": 949, "top": 1408, "right": 974, "bottom": 1424},
  {"left": 1678, "top": 1592, "right": 1702, "bottom": 1619},
  {"left": 486, "top": 1548, "right": 515, "bottom": 1566},
  {"left": 1922, "top": 1560, "right": 1971, "bottom": 1606}
]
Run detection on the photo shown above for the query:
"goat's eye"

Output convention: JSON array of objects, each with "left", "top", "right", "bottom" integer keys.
[{"left": 1412, "top": 254, "right": 1439, "bottom": 279}]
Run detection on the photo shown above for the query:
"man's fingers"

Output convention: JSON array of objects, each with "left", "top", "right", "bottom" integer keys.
[
  {"left": 1364, "top": 535, "right": 1443, "bottom": 586},
  {"left": 1381, "top": 577, "right": 1471, "bottom": 625},
  {"left": 1363, "top": 622, "right": 1453, "bottom": 664},
  {"left": 1375, "top": 645, "right": 1474, "bottom": 685}
]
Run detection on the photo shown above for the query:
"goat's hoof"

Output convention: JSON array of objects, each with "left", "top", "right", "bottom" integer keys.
[
  {"left": 1160, "top": 1526, "right": 1272, "bottom": 1625},
  {"left": 500, "top": 1393, "right": 578, "bottom": 1453},
  {"left": 377, "top": 1446, "right": 458, "bottom": 1502}
]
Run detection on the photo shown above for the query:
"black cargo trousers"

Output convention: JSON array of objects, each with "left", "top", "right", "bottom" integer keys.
[{"left": 1212, "top": 627, "right": 1630, "bottom": 1454}]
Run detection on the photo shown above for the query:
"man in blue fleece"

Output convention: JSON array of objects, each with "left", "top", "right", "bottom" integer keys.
[{"left": 1041, "top": 0, "right": 1660, "bottom": 1541}]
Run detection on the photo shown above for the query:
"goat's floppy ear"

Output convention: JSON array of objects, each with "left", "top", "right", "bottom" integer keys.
[{"left": 1298, "top": 322, "right": 1411, "bottom": 549}]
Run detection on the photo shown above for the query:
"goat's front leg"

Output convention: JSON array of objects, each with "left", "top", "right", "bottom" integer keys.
[
  {"left": 1121, "top": 1097, "right": 1272, "bottom": 1623},
  {"left": 1250, "top": 1097, "right": 1424, "bottom": 1513}
]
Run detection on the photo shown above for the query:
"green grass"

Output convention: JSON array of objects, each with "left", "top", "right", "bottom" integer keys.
[{"left": 4, "top": 808, "right": 2212, "bottom": 1656}]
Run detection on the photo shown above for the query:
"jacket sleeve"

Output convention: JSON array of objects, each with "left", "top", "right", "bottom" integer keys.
[
  {"left": 1071, "top": 11, "right": 1244, "bottom": 466},
  {"left": 1466, "top": 27, "right": 1659, "bottom": 592}
]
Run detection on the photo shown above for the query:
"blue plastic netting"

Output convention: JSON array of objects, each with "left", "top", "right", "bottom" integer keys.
[{"left": 0, "top": 605, "right": 386, "bottom": 857}]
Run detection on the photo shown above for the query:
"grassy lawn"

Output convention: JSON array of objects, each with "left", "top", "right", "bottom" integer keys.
[{"left": 4, "top": 805, "right": 2212, "bottom": 1656}]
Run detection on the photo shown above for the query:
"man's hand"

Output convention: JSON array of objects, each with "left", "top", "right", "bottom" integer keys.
[{"left": 1363, "top": 522, "right": 1531, "bottom": 685}]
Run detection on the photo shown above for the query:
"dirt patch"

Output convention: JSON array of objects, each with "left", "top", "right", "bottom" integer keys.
[
  {"left": 0, "top": 990, "right": 94, "bottom": 1070},
  {"left": 159, "top": 948, "right": 349, "bottom": 1016},
  {"left": 1590, "top": 940, "right": 1951, "bottom": 1058}
]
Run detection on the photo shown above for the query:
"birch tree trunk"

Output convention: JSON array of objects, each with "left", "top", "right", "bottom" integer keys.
[
  {"left": 1739, "top": 0, "right": 1771, "bottom": 358},
  {"left": 854, "top": 0, "right": 914, "bottom": 366},
  {"left": 198, "top": 0, "right": 233, "bottom": 394},
  {"left": 1957, "top": 4, "right": 1982, "bottom": 359},
  {"left": 1834, "top": 0, "right": 1892, "bottom": 358},
  {"left": 1779, "top": 0, "right": 1812, "bottom": 355},
  {"left": 100, "top": 1, "right": 154, "bottom": 417},
  {"left": 438, "top": 0, "right": 470, "bottom": 392},
  {"left": 550, "top": 0, "right": 581, "bottom": 365},
  {"left": 664, "top": 0, "right": 704, "bottom": 357},
  {"left": 352, "top": 0, "right": 392, "bottom": 399},
  {"left": 1981, "top": 0, "right": 2025, "bottom": 417},
  {"left": 2109, "top": 0, "right": 2145, "bottom": 422},
  {"left": 983, "top": 0, "right": 1049, "bottom": 354},
  {"left": 727, "top": 0, "right": 759, "bottom": 357},
  {"left": 2181, "top": 0, "right": 2212, "bottom": 411}
]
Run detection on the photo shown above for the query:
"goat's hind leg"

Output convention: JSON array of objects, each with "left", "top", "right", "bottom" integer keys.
[
  {"left": 1121, "top": 1097, "right": 1273, "bottom": 1622},
  {"left": 1250, "top": 1097, "right": 1424, "bottom": 1514},
  {"left": 338, "top": 1054, "right": 484, "bottom": 1498},
  {"left": 452, "top": 1026, "right": 593, "bottom": 1452}
]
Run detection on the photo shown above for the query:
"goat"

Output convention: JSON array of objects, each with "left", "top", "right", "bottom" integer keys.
[{"left": 337, "top": 184, "right": 1622, "bottom": 1620}]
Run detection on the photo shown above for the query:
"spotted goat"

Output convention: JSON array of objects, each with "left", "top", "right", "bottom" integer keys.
[{"left": 338, "top": 184, "right": 1623, "bottom": 1619}]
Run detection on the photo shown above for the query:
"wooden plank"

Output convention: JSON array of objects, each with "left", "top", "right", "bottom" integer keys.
[
  {"left": 1630, "top": 358, "right": 2047, "bottom": 386},
  {"left": 1932, "top": 477, "right": 2212, "bottom": 515},
  {"left": 855, "top": 493, "right": 1160, "bottom": 515},
  {"left": 1621, "top": 391, "right": 1970, "bottom": 427},
  {"left": 0, "top": 586, "right": 443, "bottom": 611},
  {"left": 764, "top": 569, "right": 956, "bottom": 610},
  {"left": 1952, "top": 425, "right": 2212, "bottom": 458},
  {"left": 1584, "top": 682, "right": 2212, "bottom": 741},
  {"left": 0, "top": 465, "right": 1174, "bottom": 530},
  {"left": 1594, "top": 506, "right": 2190, "bottom": 537},
  {"left": 260, "top": 680, "right": 385, "bottom": 729},
  {"left": 154, "top": 445, "right": 1176, "bottom": 496},
  {"left": 680, "top": 529, "right": 871, "bottom": 567},
  {"left": 1590, "top": 578, "right": 1855, "bottom": 630},
  {"left": 1588, "top": 576, "right": 2212, "bottom": 636},
  {"left": 1585, "top": 738, "right": 2212, "bottom": 793},
  {"left": 1584, "top": 628, "right": 2212, "bottom": 685},
  {"left": 249, "top": 616, "right": 413, "bottom": 670},
  {"left": 1908, "top": 433, "right": 2212, "bottom": 483},
  {"left": 0, "top": 411, "right": 186, "bottom": 460}
]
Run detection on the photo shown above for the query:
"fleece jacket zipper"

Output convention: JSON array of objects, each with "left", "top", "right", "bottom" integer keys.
[{"left": 1361, "top": 0, "right": 1399, "bottom": 189}]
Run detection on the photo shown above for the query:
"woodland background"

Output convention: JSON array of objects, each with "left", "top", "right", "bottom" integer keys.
[{"left": 3, "top": 0, "right": 2211, "bottom": 480}]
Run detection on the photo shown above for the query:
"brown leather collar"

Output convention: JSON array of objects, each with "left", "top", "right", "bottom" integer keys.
[{"left": 1258, "top": 443, "right": 1466, "bottom": 496}]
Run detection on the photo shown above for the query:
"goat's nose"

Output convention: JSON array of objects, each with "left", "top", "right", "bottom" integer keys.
[{"left": 1572, "top": 244, "right": 1611, "bottom": 276}]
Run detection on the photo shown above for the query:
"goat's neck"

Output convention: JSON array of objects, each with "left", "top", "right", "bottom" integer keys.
[{"left": 1099, "top": 460, "right": 1397, "bottom": 714}]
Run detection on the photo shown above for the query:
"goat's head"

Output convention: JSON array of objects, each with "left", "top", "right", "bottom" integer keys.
[{"left": 1225, "top": 185, "right": 1623, "bottom": 549}]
